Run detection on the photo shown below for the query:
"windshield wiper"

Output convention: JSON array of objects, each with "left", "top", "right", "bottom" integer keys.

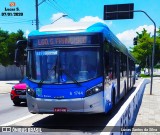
[
  {"left": 47, "top": 65, "right": 57, "bottom": 80},
  {"left": 39, "top": 65, "right": 57, "bottom": 84},
  {"left": 60, "top": 68, "right": 81, "bottom": 86}
]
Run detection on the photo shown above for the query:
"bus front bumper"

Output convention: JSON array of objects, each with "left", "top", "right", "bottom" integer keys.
[{"left": 27, "top": 92, "right": 104, "bottom": 114}]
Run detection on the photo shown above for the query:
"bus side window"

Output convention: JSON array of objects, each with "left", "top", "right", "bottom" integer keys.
[
  {"left": 120, "top": 53, "right": 127, "bottom": 77},
  {"left": 104, "top": 41, "right": 114, "bottom": 80},
  {"left": 108, "top": 46, "right": 113, "bottom": 80},
  {"left": 112, "top": 48, "right": 117, "bottom": 79},
  {"left": 104, "top": 41, "right": 110, "bottom": 78}
]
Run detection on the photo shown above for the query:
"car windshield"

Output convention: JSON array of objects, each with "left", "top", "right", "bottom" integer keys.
[{"left": 27, "top": 48, "right": 101, "bottom": 84}]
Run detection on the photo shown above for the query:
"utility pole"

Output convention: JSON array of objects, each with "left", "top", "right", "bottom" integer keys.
[
  {"left": 35, "top": 0, "right": 46, "bottom": 30},
  {"left": 35, "top": 0, "right": 39, "bottom": 30}
]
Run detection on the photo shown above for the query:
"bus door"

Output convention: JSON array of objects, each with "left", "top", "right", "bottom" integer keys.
[
  {"left": 116, "top": 50, "right": 120, "bottom": 101},
  {"left": 128, "top": 59, "right": 132, "bottom": 90}
]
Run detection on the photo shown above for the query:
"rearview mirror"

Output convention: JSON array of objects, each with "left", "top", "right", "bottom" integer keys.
[{"left": 14, "top": 40, "right": 27, "bottom": 67}]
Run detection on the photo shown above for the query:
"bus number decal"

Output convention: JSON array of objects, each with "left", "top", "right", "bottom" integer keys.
[
  {"left": 73, "top": 91, "right": 83, "bottom": 96},
  {"left": 69, "top": 91, "right": 83, "bottom": 96}
]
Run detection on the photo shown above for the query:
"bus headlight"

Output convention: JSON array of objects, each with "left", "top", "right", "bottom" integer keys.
[
  {"left": 27, "top": 87, "right": 36, "bottom": 97},
  {"left": 85, "top": 83, "right": 103, "bottom": 97}
]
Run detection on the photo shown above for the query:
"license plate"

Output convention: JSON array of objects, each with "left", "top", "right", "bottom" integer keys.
[
  {"left": 19, "top": 95, "right": 26, "bottom": 99},
  {"left": 54, "top": 108, "right": 67, "bottom": 112}
]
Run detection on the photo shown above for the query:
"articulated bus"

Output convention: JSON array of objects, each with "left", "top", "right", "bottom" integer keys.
[{"left": 15, "top": 22, "right": 135, "bottom": 114}]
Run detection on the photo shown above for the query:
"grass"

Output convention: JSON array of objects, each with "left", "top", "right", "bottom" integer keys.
[
  {"left": 140, "top": 74, "right": 160, "bottom": 78},
  {"left": 140, "top": 74, "right": 150, "bottom": 78}
]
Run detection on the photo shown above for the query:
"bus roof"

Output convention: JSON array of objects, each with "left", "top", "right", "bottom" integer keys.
[{"left": 29, "top": 22, "right": 135, "bottom": 61}]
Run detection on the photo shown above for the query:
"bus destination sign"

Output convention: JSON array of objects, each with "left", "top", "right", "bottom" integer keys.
[{"left": 32, "top": 35, "right": 99, "bottom": 47}]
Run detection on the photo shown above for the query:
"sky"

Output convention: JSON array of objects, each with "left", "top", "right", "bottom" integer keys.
[{"left": 0, "top": 0, "right": 159, "bottom": 49}]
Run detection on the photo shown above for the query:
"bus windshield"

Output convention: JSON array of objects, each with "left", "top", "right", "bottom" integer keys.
[{"left": 27, "top": 48, "right": 101, "bottom": 83}]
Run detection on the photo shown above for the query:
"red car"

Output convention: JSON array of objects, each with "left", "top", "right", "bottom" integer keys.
[{"left": 10, "top": 83, "right": 27, "bottom": 106}]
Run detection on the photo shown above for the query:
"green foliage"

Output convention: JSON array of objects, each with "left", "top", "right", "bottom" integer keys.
[
  {"left": 154, "top": 64, "right": 160, "bottom": 69},
  {"left": 155, "top": 27, "right": 160, "bottom": 66},
  {"left": 0, "top": 29, "right": 26, "bottom": 66},
  {"left": 131, "top": 28, "right": 160, "bottom": 68},
  {"left": 140, "top": 74, "right": 150, "bottom": 78}
]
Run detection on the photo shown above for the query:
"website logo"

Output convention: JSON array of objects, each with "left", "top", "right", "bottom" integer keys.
[
  {"left": 10, "top": 2, "right": 16, "bottom": 7},
  {"left": 1, "top": 2, "right": 23, "bottom": 16},
  {"left": 2, "top": 127, "right": 11, "bottom": 132}
]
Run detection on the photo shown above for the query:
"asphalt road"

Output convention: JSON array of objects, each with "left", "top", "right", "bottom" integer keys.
[
  {"left": 0, "top": 93, "right": 31, "bottom": 125},
  {"left": 0, "top": 78, "right": 142, "bottom": 135}
]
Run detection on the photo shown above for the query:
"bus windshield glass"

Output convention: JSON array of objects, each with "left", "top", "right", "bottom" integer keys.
[{"left": 27, "top": 48, "right": 101, "bottom": 83}]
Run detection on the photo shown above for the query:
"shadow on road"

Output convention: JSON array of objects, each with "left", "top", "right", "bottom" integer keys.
[
  {"left": 33, "top": 114, "right": 109, "bottom": 132},
  {"left": 6, "top": 83, "right": 18, "bottom": 85},
  {"left": 13, "top": 102, "right": 27, "bottom": 107}
]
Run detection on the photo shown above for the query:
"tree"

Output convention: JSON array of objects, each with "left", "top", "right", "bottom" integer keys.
[
  {"left": 0, "top": 29, "right": 9, "bottom": 66},
  {"left": 0, "top": 29, "right": 26, "bottom": 66},
  {"left": 131, "top": 27, "right": 160, "bottom": 71},
  {"left": 7, "top": 30, "right": 26, "bottom": 65},
  {"left": 155, "top": 27, "right": 160, "bottom": 67},
  {"left": 131, "top": 28, "right": 152, "bottom": 68}
]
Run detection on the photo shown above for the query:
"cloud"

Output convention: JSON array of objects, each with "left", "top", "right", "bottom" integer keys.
[
  {"left": 25, "top": 30, "right": 30, "bottom": 38},
  {"left": 79, "top": 16, "right": 112, "bottom": 26},
  {"left": 116, "top": 25, "right": 156, "bottom": 49},
  {"left": 40, "top": 13, "right": 112, "bottom": 31},
  {"left": 50, "top": 13, "right": 74, "bottom": 24}
]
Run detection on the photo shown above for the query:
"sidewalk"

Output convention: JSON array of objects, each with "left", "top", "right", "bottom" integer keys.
[
  {"left": 132, "top": 77, "right": 160, "bottom": 134},
  {"left": 0, "top": 80, "right": 19, "bottom": 94}
]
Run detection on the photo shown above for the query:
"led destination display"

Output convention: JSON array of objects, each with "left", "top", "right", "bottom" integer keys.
[{"left": 32, "top": 35, "right": 99, "bottom": 47}]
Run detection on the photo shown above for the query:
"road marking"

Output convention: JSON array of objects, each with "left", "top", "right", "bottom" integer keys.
[{"left": 0, "top": 114, "right": 36, "bottom": 126}]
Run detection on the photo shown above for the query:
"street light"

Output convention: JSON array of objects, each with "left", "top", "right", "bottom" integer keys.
[{"left": 51, "top": 14, "right": 68, "bottom": 24}]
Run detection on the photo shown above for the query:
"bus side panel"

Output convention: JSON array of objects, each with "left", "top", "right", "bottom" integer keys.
[
  {"left": 127, "top": 57, "right": 129, "bottom": 92},
  {"left": 104, "top": 79, "right": 115, "bottom": 112},
  {"left": 116, "top": 51, "right": 120, "bottom": 102},
  {"left": 120, "top": 77, "right": 127, "bottom": 98},
  {"left": 119, "top": 53, "right": 128, "bottom": 98}
]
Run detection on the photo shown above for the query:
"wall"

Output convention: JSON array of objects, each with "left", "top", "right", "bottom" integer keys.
[{"left": 0, "top": 65, "right": 22, "bottom": 80}]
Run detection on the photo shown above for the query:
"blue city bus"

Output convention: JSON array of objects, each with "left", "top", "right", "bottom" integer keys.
[{"left": 16, "top": 22, "right": 135, "bottom": 114}]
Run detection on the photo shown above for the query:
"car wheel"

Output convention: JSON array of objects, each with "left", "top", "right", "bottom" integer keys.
[{"left": 13, "top": 100, "right": 21, "bottom": 106}]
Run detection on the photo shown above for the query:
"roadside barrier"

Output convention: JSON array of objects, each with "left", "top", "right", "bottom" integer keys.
[{"left": 101, "top": 79, "right": 150, "bottom": 135}]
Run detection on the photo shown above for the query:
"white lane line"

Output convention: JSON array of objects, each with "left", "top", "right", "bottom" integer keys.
[{"left": 0, "top": 114, "right": 36, "bottom": 126}]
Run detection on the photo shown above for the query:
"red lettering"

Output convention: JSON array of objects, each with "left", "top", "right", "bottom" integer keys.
[
  {"left": 55, "top": 38, "right": 59, "bottom": 44},
  {"left": 65, "top": 38, "right": 69, "bottom": 44},
  {"left": 37, "top": 36, "right": 88, "bottom": 46},
  {"left": 83, "top": 36, "right": 87, "bottom": 43},
  {"left": 38, "top": 39, "right": 49, "bottom": 45},
  {"left": 50, "top": 38, "right": 54, "bottom": 45},
  {"left": 61, "top": 38, "right": 65, "bottom": 44}
]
